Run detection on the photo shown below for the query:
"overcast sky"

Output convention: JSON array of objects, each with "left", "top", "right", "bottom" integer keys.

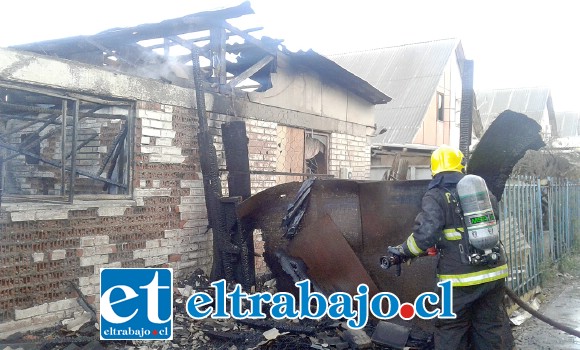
[{"left": 1, "top": 0, "right": 578, "bottom": 111}]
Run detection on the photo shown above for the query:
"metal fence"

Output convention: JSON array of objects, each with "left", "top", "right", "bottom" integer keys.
[{"left": 498, "top": 176, "right": 580, "bottom": 295}]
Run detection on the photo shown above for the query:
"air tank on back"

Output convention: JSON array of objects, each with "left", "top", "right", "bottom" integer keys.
[{"left": 456, "top": 174, "right": 499, "bottom": 251}]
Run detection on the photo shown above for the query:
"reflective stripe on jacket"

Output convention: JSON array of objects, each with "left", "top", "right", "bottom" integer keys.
[
  {"left": 443, "top": 227, "right": 463, "bottom": 240},
  {"left": 438, "top": 263, "right": 509, "bottom": 287}
]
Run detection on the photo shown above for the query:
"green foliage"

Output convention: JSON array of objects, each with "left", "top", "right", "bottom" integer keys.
[{"left": 557, "top": 252, "right": 580, "bottom": 276}]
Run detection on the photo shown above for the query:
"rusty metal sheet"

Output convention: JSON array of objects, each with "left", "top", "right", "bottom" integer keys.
[
  {"left": 357, "top": 180, "right": 438, "bottom": 303},
  {"left": 237, "top": 179, "right": 437, "bottom": 331},
  {"left": 237, "top": 179, "right": 436, "bottom": 303},
  {"left": 287, "top": 213, "right": 379, "bottom": 296}
]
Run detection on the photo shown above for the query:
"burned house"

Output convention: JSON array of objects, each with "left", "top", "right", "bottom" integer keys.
[{"left": 0, "top": 2, "right": 390, "bottom": 337}]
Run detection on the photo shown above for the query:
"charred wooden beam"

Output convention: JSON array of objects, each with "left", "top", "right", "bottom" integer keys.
[
  {"left": 83, "top": 37, "right": 137, "bottom": 68},
  {"left": 65, "top": 132, "right": 99, "bottom": 160},
  {"left": 151, "top": 26, "right": 264, "bottom": 50},
  {"left": 97, "top": 125, "right": 127, "bottom": 176},
  {"left": 103, "top": 131, "right": 126, "bottom": 191},
  {"left": 19, "top": 114, "right": 60, "bottom": 147},
  {"left": 210, "top": 27, "right": 227, "bottom": 85},
  {"left": 68, "top": 102, "right": 79, "bottom": 201},
  {"left": 221, "top": 21, "right": 278, "bottom": 56},
  {"left": 222, "top": 121, "right": 254, "bottom": 289},
  {"left": 192, "top": 44, "right": 232, "bottom": 281},
  {"left": 0, "top": 114, "right": 57, "bottom": 138},
  {"left": 191, "top": 46, "right": 208, "bottom": 131},
  {"left": 12, "top": 2, "right": 254, "bottom": 56},
  {"left": 200, "top": 130, "right": 230, "bottom": 281},
  {"left": 0, "top": 101, "right": 61, "bottom": 114},
  {"left": 227, "top": 55, "right": 273, "bottom": 89},
  {"left": 60, "top": 102, "right": 67, "bottom": 196}
]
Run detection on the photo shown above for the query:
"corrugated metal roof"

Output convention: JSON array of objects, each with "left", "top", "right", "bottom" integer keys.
[
  {"left": 287, "top": 50, "right": 391, "bottom": 105},
  {"left": 476, "top": 87, "right": 551, "bottom": 128},
  {"left": 330, "top": 38, "right": 460, "bottom": 145},
  {"left": 556, "top": 111, "right": 580, "bottom": 137}
]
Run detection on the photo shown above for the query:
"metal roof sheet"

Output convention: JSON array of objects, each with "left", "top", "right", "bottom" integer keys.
[
  {"left": 330, "top": 38, "right": 460, "bottom": 145},
  {"left": 287, "top": 50, "right": 391, "bottom": 105},
  {"left": 476, "top": 87, "right": 551, "bottom": 128},
  {"left": 555, "top": 111, "right": 580, "bottom": 137}
]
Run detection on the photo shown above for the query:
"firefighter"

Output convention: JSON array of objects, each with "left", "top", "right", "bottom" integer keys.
[{"left": 383, "top": 145, "right": 514, "bottom": 350}]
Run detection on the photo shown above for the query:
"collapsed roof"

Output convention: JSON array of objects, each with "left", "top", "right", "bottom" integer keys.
[{"left": 10, "top": 1, "right": 390, "bottom": 105}]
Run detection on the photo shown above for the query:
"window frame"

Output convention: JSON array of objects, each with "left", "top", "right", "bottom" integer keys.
[
  {"left": 437, "top": 91, "right": 445, "bottom": 122},
  {"left": 304, "top": 130, "right": 329, "bottom": 176},
  {"left": 0, "top": 82, "right": 134, "bottom": 204}
]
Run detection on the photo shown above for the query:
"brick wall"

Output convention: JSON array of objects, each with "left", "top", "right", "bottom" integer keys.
[
  {"left": 0, "top": 102, "right": 214, "bottom": 338},
  {"left": 0, "top": 102, "right": 372, "bottom": 338},
  {"left": 245, "top": 119, "right": 278, "bottom": 194},
  {"left": 329, "top": 133, "right": 371, "bottom": 179}
]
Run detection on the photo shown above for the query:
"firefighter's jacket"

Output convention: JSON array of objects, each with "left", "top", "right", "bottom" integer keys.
[{"left": 401, "top": 172, "right": 509, "bottom": 287}]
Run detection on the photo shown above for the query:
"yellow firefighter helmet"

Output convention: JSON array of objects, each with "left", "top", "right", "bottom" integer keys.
[{"left": 431, "top": 145, "right": 465, "bottom": 176}]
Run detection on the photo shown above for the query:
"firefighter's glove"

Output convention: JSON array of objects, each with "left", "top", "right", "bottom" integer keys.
[
  {"left": 380, "top": 245, "right": 409, "bottom": 271},
  {"left": 388, "top": 245, "right": 409, "bottom": 263}
]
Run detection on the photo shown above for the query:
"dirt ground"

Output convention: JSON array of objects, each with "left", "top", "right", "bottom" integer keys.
[
  {"left": 511, "top": 254, "right": 580, "bottom": 349},
  {"left": 2, "top": 256, "right": 580, "bottom": 350}
]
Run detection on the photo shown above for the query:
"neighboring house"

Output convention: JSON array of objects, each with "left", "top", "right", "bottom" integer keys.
[
  {"left": 552, "top": 111, "right": 580, "bottom": 149},
  {"left": 476, "top": 87, "right": 558, "bottom": 142},
  {"left": 331, "top": 38, "right": 469, "bottom": 180},
  {"left": 0, "top": 3, "right": 390, "bottom": 337}
]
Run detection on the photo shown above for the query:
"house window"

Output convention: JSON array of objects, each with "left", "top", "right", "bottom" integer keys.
[
  {"left": 304, "top": 132, "right": 328, "bottom": 175},
  {"left": 276, "top": 126, "right": 328, "bottom": 183},
  {"left": 0, "top": 84, "right": 133, "bottom": 202},
  {"left": 437, "top": 92, "right": 445, "bottom": 121}
]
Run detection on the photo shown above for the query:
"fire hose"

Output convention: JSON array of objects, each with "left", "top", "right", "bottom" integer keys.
[
  {"left": 380, "top": 255, "right": 580, "bottom": 339},
  {"left": 505, "top": 287, "right": 580, "bottom": 338}
]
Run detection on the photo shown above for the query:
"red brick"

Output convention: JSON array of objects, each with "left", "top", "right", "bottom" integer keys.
[{"left": 168, "top": 254, "right": 182, "bottom": 262}]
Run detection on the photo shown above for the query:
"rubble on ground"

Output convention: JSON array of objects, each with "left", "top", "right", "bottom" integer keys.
[{"left": 0, "top": 269, "right": 433, "bottom": 350}]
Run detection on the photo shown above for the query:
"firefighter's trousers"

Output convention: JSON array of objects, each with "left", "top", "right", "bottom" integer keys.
[{"left": 434, "top": 279, "right": 514, "bottom": 350}]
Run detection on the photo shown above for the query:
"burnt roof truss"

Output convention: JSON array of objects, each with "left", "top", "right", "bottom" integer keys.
[{"left": 12, "top": 1, "right": 278, "bottom": 94}]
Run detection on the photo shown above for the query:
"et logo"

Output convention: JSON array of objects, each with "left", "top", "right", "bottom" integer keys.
[{"left": 100, "top": 268, "right": 173, "bottom": 340}]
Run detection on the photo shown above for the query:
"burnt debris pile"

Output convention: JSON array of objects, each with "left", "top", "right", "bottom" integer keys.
[{"left": 0, "top": 269, "right": 434, "bottom": 350}]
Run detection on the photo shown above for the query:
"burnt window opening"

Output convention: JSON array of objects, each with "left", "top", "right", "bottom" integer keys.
[
  {"left": 275, "top": 126, "right": 329, "bottom": 184},
  {"left": 305, "top": 133, "right": 328, "bottom": 175},
  {"left": 0, "top": 84, "right": 133, "bottom": 203},
  {"left": 437, "top": 92, "right": 445, "bottom": 122}
]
